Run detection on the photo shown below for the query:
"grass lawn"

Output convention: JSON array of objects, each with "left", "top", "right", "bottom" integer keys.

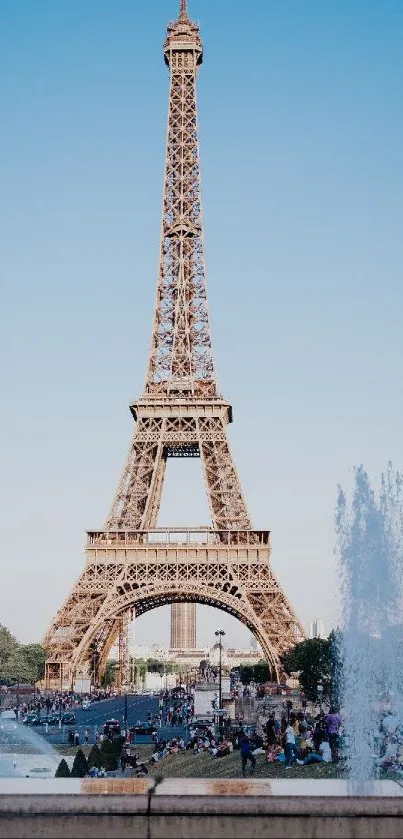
[
  {"left": 53, "top": 746, "right": 401, "bottom": 781},
  {"left": 146, "top": 751, "right": 345, "bottom": 779},
  {"left": 56, "top": 744, "right": 343, "bottom": 778}
]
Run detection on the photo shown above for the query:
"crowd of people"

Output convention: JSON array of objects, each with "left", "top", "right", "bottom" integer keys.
[
  {"left": 111, "top": 708, "right": 341, "bottom": 779},
  {"left": 14, "top": 687, "right": 116, "bottom": 720},
  {"left": 9, "top": 683, "right": 347, "bottom": 777},
  {"left": 262, "top": 707, "right": 341, "bottom": 770},
  {"left": 163, "top": 694, "right": 194, "bottom": 726}
]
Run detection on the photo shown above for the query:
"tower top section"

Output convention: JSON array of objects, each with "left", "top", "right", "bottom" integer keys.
[{"left": 164, "top": 0, "right": 203, "bottom": 67}]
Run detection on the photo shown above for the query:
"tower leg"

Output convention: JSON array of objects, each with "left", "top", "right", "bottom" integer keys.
[{"left": 117, "top": 610, "right": 131, "bottom": 692}]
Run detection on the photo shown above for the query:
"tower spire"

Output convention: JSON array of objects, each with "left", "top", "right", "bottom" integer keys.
[{"left": 179, "top": 0, "right": 188, "bottom": 19}]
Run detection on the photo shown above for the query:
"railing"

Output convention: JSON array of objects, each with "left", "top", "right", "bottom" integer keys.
[{"left": 86, "top": 528, "right": 270, "bottom": 548}]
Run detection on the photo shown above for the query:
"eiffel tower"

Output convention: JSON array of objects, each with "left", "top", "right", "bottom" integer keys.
[{"left": 44, "top": 0, "right": 304, "bottom": 689}]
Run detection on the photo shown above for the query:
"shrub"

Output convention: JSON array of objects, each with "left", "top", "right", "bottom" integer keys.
[
  {"left": 55, "top": 758, "right": 71, "bottom": 778},
  {"left": 71, "top": 748, "right": 88, "bottom": 778},
  {"left": 87, "top": 744, "right": 103, "bottom": 770},
  {"left": 100, "top": 738, "right": 118, "bottom": 771}
]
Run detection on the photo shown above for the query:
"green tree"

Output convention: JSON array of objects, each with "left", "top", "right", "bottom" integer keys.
[
  {"left": 101, "top": 660, "right": 117, "bottom": 687},
  {"left": 239, "top": 665, "right": 254, "bottom": 686},
  {"left": 147, "top": 658, "right": 164, "bottom": 674},
  {"left": 132, "top": 658, "right": 147, "bottom": 687},
  {"left": 100, "top": 738, "right": 118, "bottom": 771},
  {"left": 0, "top": 625, "right": 46, "bottom": 687},
  {"left": 281, "top": 638, "right": 332, "bottom": 702},
  {"left": 19, "top": 644, "right": 46, "bottom": 682},
  {"left": 253, "top": 661, "right": 271, "bottom": 684},
  {"left": 71, "top": 749, "right": 88, "bottom": 778},
  {"left": 0, "top": 650, "right": 36, "bottom": 685},
  {"left": 0, "top": 625, "right": 18, "bottom": 671},
  {"left": 55, "top": 759, "right": 71, "bottom": 778},
  {"left": 87, "top": 744, "right": 103, "bottom": 770}
]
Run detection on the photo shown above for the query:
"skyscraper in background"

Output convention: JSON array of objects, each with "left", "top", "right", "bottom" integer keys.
[
  {"left": 170, "top": 603, "right": 196, "bottom": 649},
  {"left": 309, "top": 618, "right": 326, "bottom": 639}
]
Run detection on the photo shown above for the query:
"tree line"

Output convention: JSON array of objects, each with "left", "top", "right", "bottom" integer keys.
[
  {"left": 234, "top": 631, "right": 343, "bottom": 705},
  {"left": 0, "top": 624, "right": 46, "bottom": 685}
]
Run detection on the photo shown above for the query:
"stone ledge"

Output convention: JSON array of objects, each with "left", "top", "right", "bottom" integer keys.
[{"left": 0, "top": 779, "right": 403, "bottom": 839}]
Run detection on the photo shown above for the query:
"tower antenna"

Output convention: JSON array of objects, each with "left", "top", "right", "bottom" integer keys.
[{"left": 179, "top": 0, "right": 188, "bottom": 20}]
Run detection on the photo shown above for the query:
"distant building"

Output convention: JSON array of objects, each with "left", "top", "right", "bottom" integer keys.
[
  {"left": 170, "top": 603, "right": 196, "bottom": 649},
  {"left": 250, "top": 634, "right": 258, "bottom": 650},
  {"left": 309, "top": 618, "right": 326, "bottom": 639},
  {"left": 129, "top": 642, "right": 262, "bottom": 669}
]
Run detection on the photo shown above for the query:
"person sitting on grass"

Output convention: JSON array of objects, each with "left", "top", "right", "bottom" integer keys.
[
  {"left": 296, "top": 734, "right": 332, "bottom": 766},
  {"left": 132, "top": 752, "right": 149, "bottom": 776},
  {"left": 251, "top": 733, "right": 265, "bottom": 756},
  {"left": 266, "top": 743, "right": 282, "bottom": 763},
  {"left": 215, "top": 738, "right": 231, "bottom": 758},
  {"left": 193, "top": 738, "right": 205, "bottom": 754}
]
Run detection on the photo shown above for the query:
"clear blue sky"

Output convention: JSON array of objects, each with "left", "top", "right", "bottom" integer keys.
[{"left": 1, "top": 0, "right": 402, "bottom": 649}]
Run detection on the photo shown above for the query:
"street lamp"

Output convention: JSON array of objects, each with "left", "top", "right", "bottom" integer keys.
[
  {"left": 16, "top": 676, "right": 20, "bottom": 722},
  {"left": 59, "top": 663, "right": 63, "bottom": 729},
  {"left": 215, "top": 630, "right": 225, "bottom": 732},
  {"left": 123, "top": 692, "right": 128, "bottom": 738}
]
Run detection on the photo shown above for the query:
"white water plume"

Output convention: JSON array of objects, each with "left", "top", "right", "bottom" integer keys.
[{"left": 336, "top": 463, "right": 403, "bottom": 782}]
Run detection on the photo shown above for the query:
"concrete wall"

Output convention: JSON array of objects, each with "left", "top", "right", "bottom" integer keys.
[{"left": 0, "top": 778, "right": 402, "bottom": 838}]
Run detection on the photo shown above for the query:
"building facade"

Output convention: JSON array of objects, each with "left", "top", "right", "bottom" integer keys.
[{"left": 170, "top": 603, "right": 197, "bottom": 649}]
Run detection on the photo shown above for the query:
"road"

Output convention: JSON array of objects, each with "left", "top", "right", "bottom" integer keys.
[{"left": 25, "top": 694, "right": 189, "bottom": 746}]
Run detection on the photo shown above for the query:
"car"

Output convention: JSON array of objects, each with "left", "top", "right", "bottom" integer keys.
[
  {"left": 41, "top": 713, "right": 60, "bottom": 727},
  {"left": 23, "top": 713, "right": 42, "bottom": 726},
  {"left": 82, "top": 700, "right": 91, "bottom": 710},
  {"left": 103, "top": 719, "right": 121, "bottom": 735},
  {"left": 129, "top": 721, "right": 157, "bottom": 736},
  {"left": 61, "top": 712, "right": 76, "bottom": 725}
]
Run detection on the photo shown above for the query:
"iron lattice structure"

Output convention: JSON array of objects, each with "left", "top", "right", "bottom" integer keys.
[{"left": 44, "top": 0, "right": 304, "bottom": 688}]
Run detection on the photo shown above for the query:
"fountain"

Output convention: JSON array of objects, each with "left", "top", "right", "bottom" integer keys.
[
  {"left": 337, "top": 463, "right": 403, "bottom": 783},
  {"left": 0, "top": 712, "right": 59, "bottom": 778}
]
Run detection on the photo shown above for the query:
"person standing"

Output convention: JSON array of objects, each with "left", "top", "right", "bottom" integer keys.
[
  {"left": 84, "top": 728, "right": 89, "bottom": 745},
  {"left": 284, "top": 722, "right": 300, "bottom": 769},
  {"left": 239, "top": 734, "right": 256, "bottom": 777},
  {"left": 325, "top": 708, "right": 341, "bottom": 762},
  {"left": 266, "top": 714, "right": 277, "bottom": 747}
]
